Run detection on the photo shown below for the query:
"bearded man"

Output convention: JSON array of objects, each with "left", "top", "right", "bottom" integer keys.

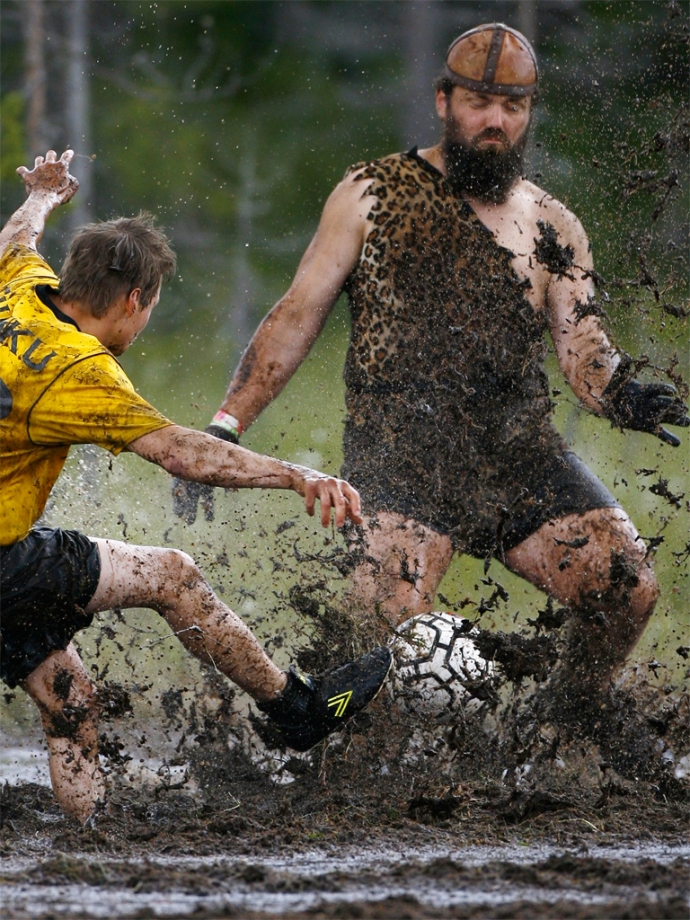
[{"left": 175, "top": 25, "right": 687, "bottom": 717}]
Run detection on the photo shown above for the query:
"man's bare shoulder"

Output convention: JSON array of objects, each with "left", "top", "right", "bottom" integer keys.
[
  {"left": 331, "top": 165, "right": 373, "bottom": 197},
  {"left": 317, "top": 150, "right": 404, "bottom": 240},
  {"left": 321, "top": 164, "right": 378, "bottom": 225},
  {"left": 519, "top": 179, "right": 589, "bottom": 243}
]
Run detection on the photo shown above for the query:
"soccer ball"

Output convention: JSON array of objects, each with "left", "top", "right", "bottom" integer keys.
[{"left": 389, "top": 612, "right": 494, "bottom": 717}]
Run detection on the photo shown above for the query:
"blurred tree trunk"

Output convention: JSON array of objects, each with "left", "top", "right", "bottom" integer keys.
[
  {"left": 64, "top": 0, "right": 94, "bottom": 229},
  {"left": 518, "top": 0, "right": 538, "bottom": 45},
  {"left": 64, "top": 0, "right": 98, "bottom": 494},
  {"left": 400, "top": 1, "right": 442, "bottom": 150},
  {"left": 23, "top": 0, "right": 48, "bottom": 156}
]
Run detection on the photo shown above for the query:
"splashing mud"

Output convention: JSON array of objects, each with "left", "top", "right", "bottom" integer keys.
[{"left": 2, "top": 676, "right": 689, "bottom": 918}]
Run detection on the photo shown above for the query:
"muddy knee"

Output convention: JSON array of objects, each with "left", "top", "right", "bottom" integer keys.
[
  {"left": 628, "top": 557, "right": 659, "bottom": 623},
  {"left": 580, "top": 548, "right": 657, "bottom": 638},
  {"left": 154, "top": 548, "right": 205, "bottom": 602},
  {"left": 564, "top": 552, "right": 658, "bottom": 689},
  {"left": 346, "top": 514, "right": 453, "bottom": 623},
  {"left": 574, "top": 538, "right": 653, "bottom": 613},
  {"left": 40, "top": 668, "right": 99, "bottom": 742}
]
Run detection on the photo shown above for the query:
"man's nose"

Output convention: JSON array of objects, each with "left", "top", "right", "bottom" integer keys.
[{"left": 484, "top": 103, "right": 506, "bottom": 129}]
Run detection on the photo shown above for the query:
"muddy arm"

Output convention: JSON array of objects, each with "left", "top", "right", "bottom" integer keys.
[
  {"left": 544, "top": 209, "right": 618, "bottom": 413},
  {"left": 130, "top": 424, "right": 362, "bottom": 527},
  {"left": 0, "top": 150, "right": 79, "bottom": 260},
  {"left": 218, "top": 172, "right": 371, "bottom": 432},
  {"left": 544, "top": 210, "right": 688, "bottom": 444}
]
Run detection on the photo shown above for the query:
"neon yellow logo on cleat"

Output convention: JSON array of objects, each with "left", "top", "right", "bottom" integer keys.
[{"left": 327, "top": 690, "right": 353, "bottom": 718}]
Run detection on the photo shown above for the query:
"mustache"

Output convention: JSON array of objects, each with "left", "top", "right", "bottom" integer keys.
[{"left": 474, "top": 128, "right": 511, "bottom": 145}]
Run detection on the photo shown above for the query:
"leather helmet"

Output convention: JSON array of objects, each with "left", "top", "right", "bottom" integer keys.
[{"left": 444, "top": 23, "right": 538, "bottom": 97}]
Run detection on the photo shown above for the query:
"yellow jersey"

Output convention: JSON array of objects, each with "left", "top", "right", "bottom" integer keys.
[{"left": 0, "top": 244, "right": 172, "bottom": 544}]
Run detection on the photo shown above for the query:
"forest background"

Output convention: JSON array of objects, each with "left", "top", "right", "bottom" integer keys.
[{"left": 0, "top": 1, "right": 688, "bottom": 734}]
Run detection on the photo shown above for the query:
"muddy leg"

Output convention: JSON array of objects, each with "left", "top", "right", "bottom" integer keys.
[
  {"left": 506, "top": 507, "right": 657, "bottom": 696},
  {"left": 504, "top": 509, "right": 687, "bottom": 795},
  {"left": 22, "top": 644, "right": 105, "bottom": 824},
  {"left": 346, "top": 512, "right": 454, "bottom": 628},
  {"left": 86, "top": 539, "right": 286, "bottom": 703}
]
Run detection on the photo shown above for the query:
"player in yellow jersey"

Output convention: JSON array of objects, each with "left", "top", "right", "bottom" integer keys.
[{"left": 0, "top": 150, "right": 392, "bottom": 824}]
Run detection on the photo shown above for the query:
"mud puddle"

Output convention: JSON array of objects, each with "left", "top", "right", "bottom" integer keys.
[
  {"left": 2, "top": 653, "right": 689, "bottom": 918},
  {"left": 2, "top": 840, "right": 689, "bottom": 919}
]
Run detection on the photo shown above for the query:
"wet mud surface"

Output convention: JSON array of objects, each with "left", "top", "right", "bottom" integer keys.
[
  {"left": 2, "top": 666, "right": 689, "bottom": 919},
  {"left": 2, "top": 838, "right": 689, "bottom": 919}
]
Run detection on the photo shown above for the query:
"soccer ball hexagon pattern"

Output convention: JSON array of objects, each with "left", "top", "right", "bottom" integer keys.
[{"left": 389, "top": 612, "right": 494, "bottom": 716}]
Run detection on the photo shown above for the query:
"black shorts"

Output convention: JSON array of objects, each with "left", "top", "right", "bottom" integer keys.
[{"left": 0, "top": 527, "right": 101, "bottom": 688}]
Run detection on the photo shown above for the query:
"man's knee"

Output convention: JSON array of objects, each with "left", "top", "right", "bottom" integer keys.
[
  {"left": 580, "top": 541, "right": 658, "bottom": 619},
  {"left": 521, "top": 508, "right": 656, "bottom": 615},
  {"left": 347, "top": 521, "right": 454, "bottom": 626},
  {"left": 147, "top": 547, "right": 206, "bottom": 605},
  {"left": 92, "top": 539, "right": 209, "bottom": 611},
  {"left": 23, "top": 647, "right": 98, "bottom": 733},
  {"left": 161, "top": 547, "right": 201, "bottom": 581},
  {"left": 630, "top": 558, "right": 659, "bottom": 617}
]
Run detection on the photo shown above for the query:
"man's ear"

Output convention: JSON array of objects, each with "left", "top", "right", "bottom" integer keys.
[
  {"left": 435, "top": 88, "right": 449, "bottom": 121},
  {"left": 125, "top": 288, "right": 142, "bottom": 315}
]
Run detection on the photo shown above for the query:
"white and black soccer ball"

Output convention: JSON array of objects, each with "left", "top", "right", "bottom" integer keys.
[{"left": 389, "top": 612, "right": 494, "bottom": 717}]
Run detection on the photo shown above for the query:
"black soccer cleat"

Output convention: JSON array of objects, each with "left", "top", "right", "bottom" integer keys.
[{"left": 257, "top": 646, "right": 393, "bottom": 752}]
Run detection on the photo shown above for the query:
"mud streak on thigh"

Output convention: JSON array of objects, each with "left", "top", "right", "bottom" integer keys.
[
  {"left": 85, "top": 539, "right": 191, "bottom": 613},
  {"left": 504, "top": 507, "right": 646, "bottom": 609}
]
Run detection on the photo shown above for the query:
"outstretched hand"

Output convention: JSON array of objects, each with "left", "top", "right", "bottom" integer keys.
[
  {"left": 605, "top": 380, "right": 689, "bottom": 447},
  {"left": 16, "top": 150, "right": 79, "bottom": 206},
  {"left": 301, "top": 475, "right": 363, "bottom": 528},
  {"left": 166, "top": 423, "right": 362, "bottom": 528}
]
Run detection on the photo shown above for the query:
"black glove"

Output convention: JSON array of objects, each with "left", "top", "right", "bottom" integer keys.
[
  {"left": 603, "top": 379, "right": 689, "bottom": 447},
  {"left": 171, "top": 424, "right": 240, "bottom": 524}
]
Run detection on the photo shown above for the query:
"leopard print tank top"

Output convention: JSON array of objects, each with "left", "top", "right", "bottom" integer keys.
[
  {"left": 339, "top": 151, "right": 571, "bottom": 551},
  {"left": 343, "top": 150, "right": 550, "bottom": 409}
]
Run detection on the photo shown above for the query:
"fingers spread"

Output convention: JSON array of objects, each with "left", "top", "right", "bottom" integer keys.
[
  {"left": 657, "top": 426, "right": 681, "bottom": 447},
  {"left": 656, "top": 397, "right": 689, "bottom": 426},
  {"left": 302, "top": 476, "right": 362, "bottom": 528}
]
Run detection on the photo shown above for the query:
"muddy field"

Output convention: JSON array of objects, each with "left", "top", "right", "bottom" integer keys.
[{"left": 2, "top": 661, "right": 689, "bottom": 920}]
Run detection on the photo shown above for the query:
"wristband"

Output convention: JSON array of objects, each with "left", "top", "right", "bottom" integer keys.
[
  {"left": 211, "top": 410, "right": 243, "bottom": 441},
  {"left": 206, "top": 424, "right": 239, "bottom": 445}
]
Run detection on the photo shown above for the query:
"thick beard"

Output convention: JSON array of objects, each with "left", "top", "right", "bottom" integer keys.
[{"left": 442, "top": 128, "right": 528, "bottom": 204}]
